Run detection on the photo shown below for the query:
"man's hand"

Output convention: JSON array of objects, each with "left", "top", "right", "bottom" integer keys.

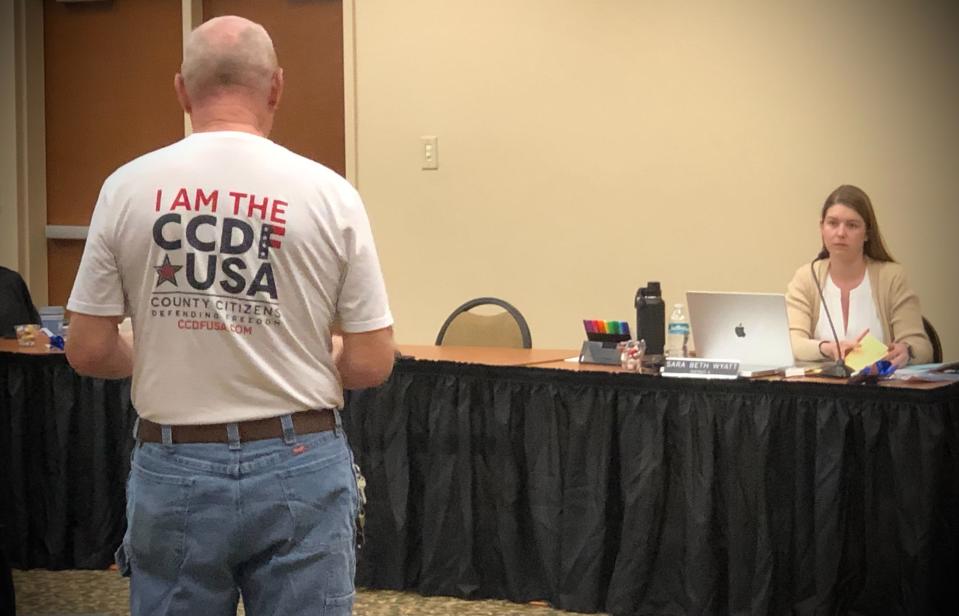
[{"left": 331, "top": 333, "right": 344, "bottom": 365}]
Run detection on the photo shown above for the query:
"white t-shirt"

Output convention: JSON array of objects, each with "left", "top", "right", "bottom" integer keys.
[
  {"left": 815, "top": 273, "right": 885, "bottom": 344},
  {"left": 68, "top": 131, "right": 393, "bottom": 424}
]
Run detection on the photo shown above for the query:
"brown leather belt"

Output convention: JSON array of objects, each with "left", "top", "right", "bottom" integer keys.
[{"left": 136, "top": 408, "right": 336, "bottom": 444}]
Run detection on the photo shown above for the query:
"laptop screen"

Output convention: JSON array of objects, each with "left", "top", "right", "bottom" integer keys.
[{"left": 685, "top": 291, "right": 794, "bottom": 368}]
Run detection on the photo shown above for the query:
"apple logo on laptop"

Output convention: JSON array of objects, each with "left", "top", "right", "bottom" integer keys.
[{"left": 735, "top": 323, "right": 746, "bottom": 338}]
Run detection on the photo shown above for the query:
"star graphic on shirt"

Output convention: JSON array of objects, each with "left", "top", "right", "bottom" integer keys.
[{"left": 153, "top": 254, "right": 182, "bottom": 288}]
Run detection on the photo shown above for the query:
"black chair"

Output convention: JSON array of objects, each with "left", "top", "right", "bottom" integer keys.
[
  {"left": 435, "top": 297, "right": 532, "bottom": 348},
  {"left": 922, "top": 317, "right": 943, "bottom": 363}
]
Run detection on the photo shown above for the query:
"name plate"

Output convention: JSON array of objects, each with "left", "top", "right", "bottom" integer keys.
[{"left": 662, "top": 357, "right": 740, "bottom": 379}]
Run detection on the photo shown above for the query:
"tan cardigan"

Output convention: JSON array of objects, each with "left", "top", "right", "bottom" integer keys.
[{"left": 785, "top": 258, "right": 933, "bottom": 364}]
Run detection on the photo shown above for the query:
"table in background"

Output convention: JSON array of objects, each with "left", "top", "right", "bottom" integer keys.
[{"left": 3, "top": 343, "right": 958, "bottom": 615}]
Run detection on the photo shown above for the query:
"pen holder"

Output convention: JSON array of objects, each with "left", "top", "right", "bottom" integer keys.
[
  {"left": 579, "top": 339, "right": 623, "bottom": 365},
  {"left": 585, "top": 332, "right": 631, "bottom": 344}
]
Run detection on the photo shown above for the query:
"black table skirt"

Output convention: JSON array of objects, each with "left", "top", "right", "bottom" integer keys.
[
  {"left": 3, "top": 353, "right": 958, "bottom": 615},
  {"left": 344, "top": 361, "right": 959, "bottom": 615},
  {"left": 0, "top": 352, "right": 134, "bottom": 570}
]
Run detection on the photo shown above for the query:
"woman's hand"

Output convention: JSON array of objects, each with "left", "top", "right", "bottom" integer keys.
[
  {"left": 884, "top": 342, "right": 911, "bottom": 368},
  {"left": 819, "top": 340, "right": 859, "bottom": 361},
  {"left": 818, "top": 329, "right": 869, "bottom": 361}
]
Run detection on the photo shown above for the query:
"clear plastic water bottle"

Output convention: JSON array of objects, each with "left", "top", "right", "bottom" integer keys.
[{"left": 666, "top": 303, "right": 689, "bottom": 357}]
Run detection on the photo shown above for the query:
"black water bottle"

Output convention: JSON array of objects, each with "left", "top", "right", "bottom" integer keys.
[{"left": 635, "top": 281, "right": 666, "bottom": 365}]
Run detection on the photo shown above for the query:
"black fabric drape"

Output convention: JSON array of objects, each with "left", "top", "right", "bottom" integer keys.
[
  {"left": 0, "top": 352, "right": 135, "bottom": 570},
  {"left": 345, "top": 360, "right": 959, "bottom": 616},
  {"left": 3, "top": 351, "right": 958, "bottom": 615}
]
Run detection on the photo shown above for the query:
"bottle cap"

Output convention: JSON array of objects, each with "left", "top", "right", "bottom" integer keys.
[{"left": 646, "top": 281, "right": 661, "bottom": 295}]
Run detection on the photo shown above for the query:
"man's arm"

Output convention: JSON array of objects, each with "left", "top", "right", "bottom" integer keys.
[
  {"left": 334, "top": 326, "right": 395, "bottom": 390},
  {"left": 65, "top": 313, "right": 134, "bottom": 379}
]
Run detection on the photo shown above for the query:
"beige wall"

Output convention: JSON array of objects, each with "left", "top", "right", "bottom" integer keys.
[
  {"left": 353, "top": 1, "right": 959, "bottom": 357},
  {"left": 2, "top": 0, "right": 47, "bottom": 303},
  {"left": 0, "top": 0, "right": 17, "bottom": 269}
]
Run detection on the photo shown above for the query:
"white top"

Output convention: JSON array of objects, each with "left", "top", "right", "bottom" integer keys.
[
  {"left": 815, "top": 272, "right": 885, "bottom": 344},
  {"left": 68, "top": 131, "right": 393, "bottom": 424}
]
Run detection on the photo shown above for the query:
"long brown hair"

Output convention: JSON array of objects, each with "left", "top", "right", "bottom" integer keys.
[{"left": 817, "top": 184, "right": 895, "bottom": 262}]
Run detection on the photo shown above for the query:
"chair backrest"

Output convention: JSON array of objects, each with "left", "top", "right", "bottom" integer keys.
[
  {"left": 922, "top": 317, "right": 943, "bottom": 364},
  {"left": 435, "top": 297, "right": 532, "bottom": 348}
]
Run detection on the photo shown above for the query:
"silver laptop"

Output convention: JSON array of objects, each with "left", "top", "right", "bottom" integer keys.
[{"left": 685, "top": 291, "right": 795, "bottom": 377}]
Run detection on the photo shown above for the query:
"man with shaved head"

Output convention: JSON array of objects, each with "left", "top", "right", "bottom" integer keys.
[
  {"left": 177, "top": 16, "right": 281, "bottom": 128},
  {"left": 67, "top": 15, "right": 394, "bottom": 615}
]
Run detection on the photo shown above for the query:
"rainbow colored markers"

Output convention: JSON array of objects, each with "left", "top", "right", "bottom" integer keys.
[{"left": 583, "top": 319, "right": 631, "bottom": 338}]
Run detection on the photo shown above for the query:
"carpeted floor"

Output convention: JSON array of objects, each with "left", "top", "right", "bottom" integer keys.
[{"left": 12, "top": 569, "right": 602, "bottom": 616}]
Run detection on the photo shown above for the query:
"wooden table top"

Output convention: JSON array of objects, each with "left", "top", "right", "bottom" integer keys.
[
  {"left": 397, "top": 344, "right": 576, "bottom": 367},
  {"left": 535, "top": 359, "right": 620, "bottom": 372},
  {"left": 2, "top": 338, "right": 950, "bottom": 390},
  {"left": 0, "top": 335, "right": 63, "bottom": 355},
  {"left": 1, "top": 340, "right": 576, "bottom": 366},
  {"left": 533, "top": 358, "right": 954, "bottom": 390}
]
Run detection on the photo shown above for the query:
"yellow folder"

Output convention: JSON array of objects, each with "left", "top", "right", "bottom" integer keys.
[{"left": 843, "top": 333, "right": 889, "bottom": 373}]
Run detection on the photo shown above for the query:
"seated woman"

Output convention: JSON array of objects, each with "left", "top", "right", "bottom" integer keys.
[
  {"left": 0, "top": 265, "right": 42, "bottom": 338},
  {"left": 786, "top": 184, "right": 932, "bottom": 368}
]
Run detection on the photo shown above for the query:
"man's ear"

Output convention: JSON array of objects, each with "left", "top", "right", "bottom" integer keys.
[
  {"left": 268, "top": 68, "right": 284, "bottom": 111},
  {"left": 174, "top": 73, "right": 192, "bottom": 113}
]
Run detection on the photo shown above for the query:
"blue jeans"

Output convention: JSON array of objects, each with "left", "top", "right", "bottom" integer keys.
[{"left": 115, "top": 413, "right": 359, "bottom": 616}]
